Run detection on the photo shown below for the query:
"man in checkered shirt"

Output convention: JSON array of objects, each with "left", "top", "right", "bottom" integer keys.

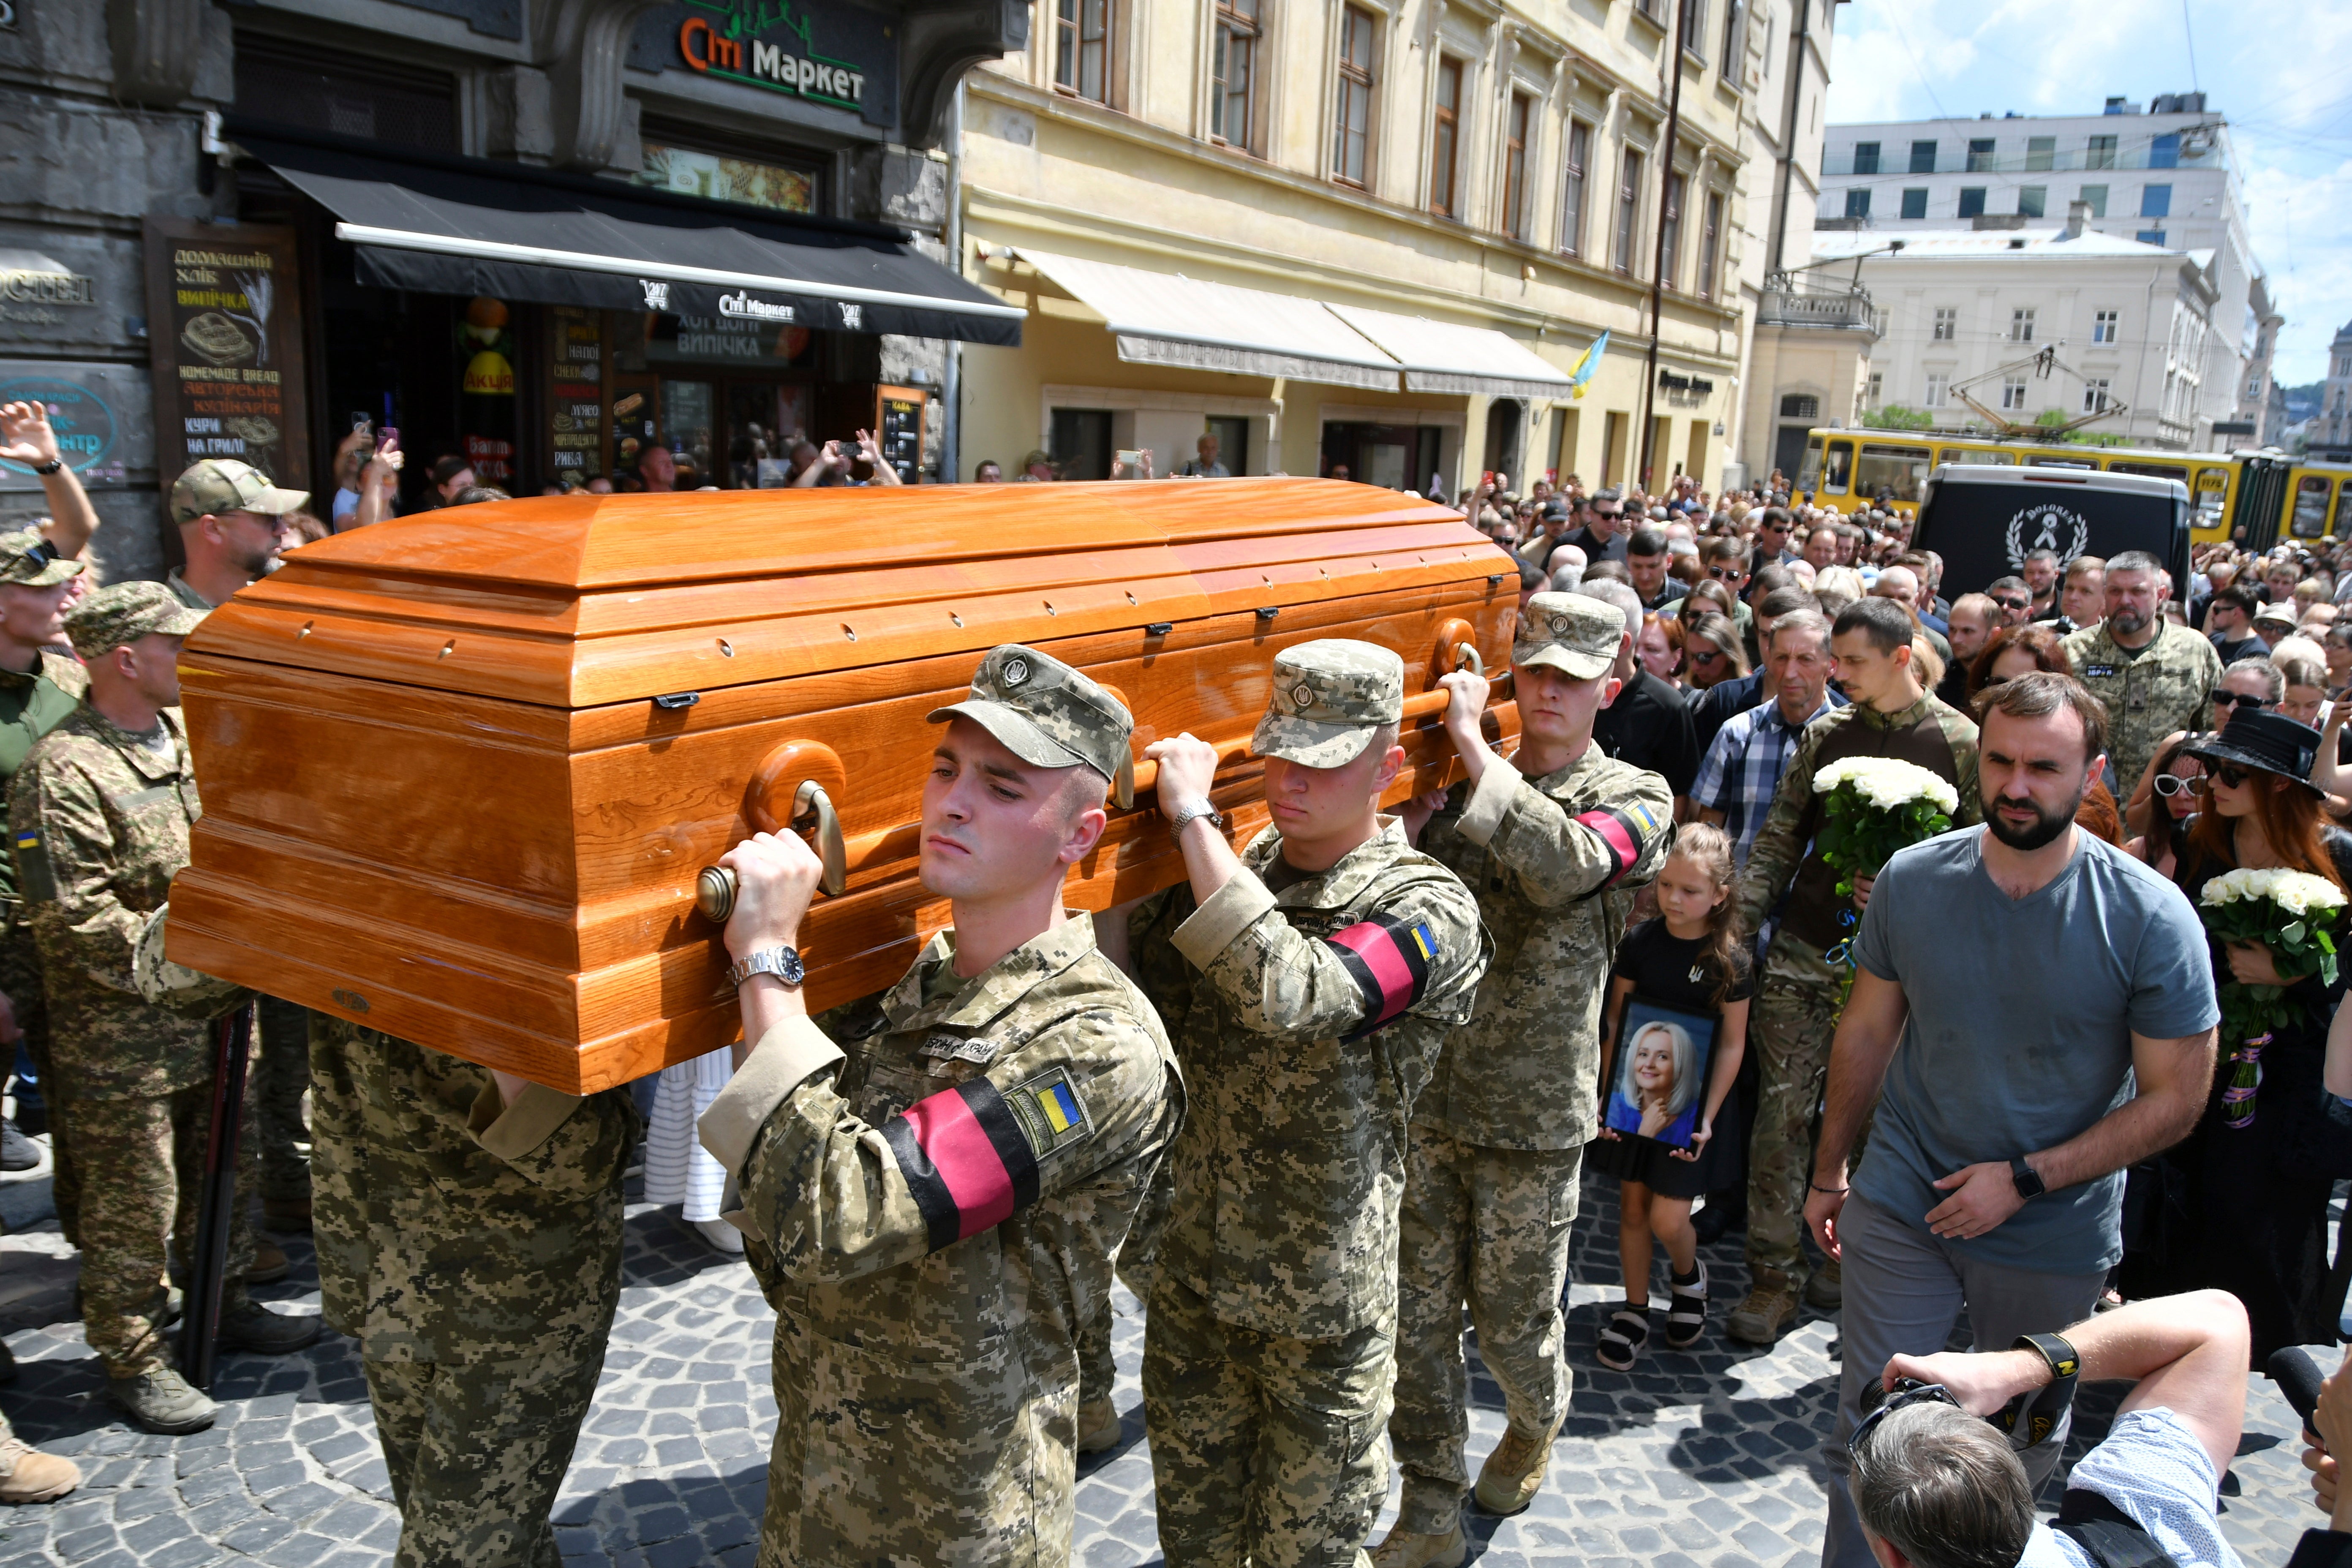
[{"left": 1694, "top": 608, "right": 1838, "bottom": 866}]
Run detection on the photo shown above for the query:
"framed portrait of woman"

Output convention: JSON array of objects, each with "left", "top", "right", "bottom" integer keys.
[{"left": 1601, "top": 996, "right": 1720, "bottom": 1152}]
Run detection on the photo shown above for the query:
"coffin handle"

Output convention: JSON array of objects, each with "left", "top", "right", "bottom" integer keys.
[
  {"left": 692, "top": 783, "right": 849, "bottom": 924},
  {"left": 1453, "top": 642, "right": 1484, "bottom": 678}
]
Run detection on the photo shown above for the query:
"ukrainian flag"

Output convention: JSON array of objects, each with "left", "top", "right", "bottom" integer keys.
[
  {"left": 1037, "top": 1081, "right": 1083, "bottom": 1134},
  {"left": 1566, "top": 330, "right": 1609, "bottom": 401}
]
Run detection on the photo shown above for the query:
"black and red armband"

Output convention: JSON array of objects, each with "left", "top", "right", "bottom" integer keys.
[
  {"left": 1573, "top": 800, "right": 1664, "bottom": 888},
  {"left": 1326, "top": 914, "right": 1442, "bottom": 1040}
]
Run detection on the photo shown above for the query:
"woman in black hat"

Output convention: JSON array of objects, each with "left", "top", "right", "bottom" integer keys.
[{"left": 2122, "top": 708, "right": 2352, "bottom": 1360}]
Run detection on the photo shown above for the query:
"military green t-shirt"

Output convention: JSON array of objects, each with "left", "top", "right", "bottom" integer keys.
[{"left": 0, "top": 650, "right": 87, "bottom": 907}]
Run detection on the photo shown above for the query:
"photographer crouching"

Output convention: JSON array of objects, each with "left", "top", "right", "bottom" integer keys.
[{"left": 1848, "top": 1290, "right": 2250, "bottom": 1568}]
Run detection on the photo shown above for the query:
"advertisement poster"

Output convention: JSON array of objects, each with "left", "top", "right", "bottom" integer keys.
[
  {"left": 142, "top": 219, "right": 310, "bottom": 497},
  {"left": 458, "top": 296, "right": 516, "bottom": 487},
  {"left": 548, "top": 306, "right": 604, "bottom": 484}
]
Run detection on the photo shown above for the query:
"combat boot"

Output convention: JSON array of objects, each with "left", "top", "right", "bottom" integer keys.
[
  {"left": 0, "top": 1434, "right": 80, "bottom": 1503},
  {"left": 215, "top": 1301, "right": 321, "bottom": 1356},
  {"left": 246, "top": 1236, "right": 291, "bottom": 1285},
  {"left": 108, "top": 1367, "right": 217, "bottom": 1435},
  {"left": 1726, "top": 1268, "right": 1799, "bottom": 1345},
  {"left": 1075, "top": 1397, "right": 1122, "bottom": 1455},
  {"left": 1473, "top": 1413, "right": 1563, "bottom": 1516},
  {"left": 1370, "top": 1520, "right": 1467, "bottom": 1568},
  {"left": 1803, "top": 1256, "right": 1842, "bottom": 1311}
]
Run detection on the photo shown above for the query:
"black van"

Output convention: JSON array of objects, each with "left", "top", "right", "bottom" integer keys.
[{"left": 1911, "top": 466, "right": 2191, "bottom": 599}]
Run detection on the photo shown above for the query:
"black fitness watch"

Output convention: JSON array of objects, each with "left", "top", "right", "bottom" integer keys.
[{"left": 2009, "top": 1157, "right": 2046, "bottom": 1200}]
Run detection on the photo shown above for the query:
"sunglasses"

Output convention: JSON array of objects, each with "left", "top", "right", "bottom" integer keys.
[
  {"left": 1707, "top": 564, "right": 1745, "bottom": 580},
  {"left": 2210, "top": 691, "right": 2270, "bottom": 711},
  {"left": 1688, "top": 646, "right": 1728, "bottom": 666},
  {"left": 2153, "top": 772, "right": 2200, "bottom": 798},
  {"left": 1992, "top": 596, "right": 2029, "bottom": 612},
  {"left": 14, "top": 539, "right": 62, "bottom": 571},
  {"left": 2208, "top": 764, "right": 2253, "bottom": 789},
  {"left": 1851, "top": 1380, "right": 1962, "bottom": 1459}
]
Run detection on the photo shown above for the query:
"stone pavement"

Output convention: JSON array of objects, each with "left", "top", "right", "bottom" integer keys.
[{"left": 0, "top": 1136, "right": 2331, "bottom": 1568}]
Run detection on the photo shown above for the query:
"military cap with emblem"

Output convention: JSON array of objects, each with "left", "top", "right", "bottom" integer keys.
[
  {"left": 66, "top": 579, "right": 207, "bottom": 660},
  {"left": 928, "top": 644, "right": 1137, "bottom": 804},
  {"left": 169, "top": 457, "right": 309, "bottom": 528},
  {"left": 1251, "top": 639, "right": 1405, "bottom": 767},
  {"left": 1514, "top": 591, "right": 1623, "bottom": 681},
  {"left": 0, "top": 525, "right": 84, "bottom": 588}
]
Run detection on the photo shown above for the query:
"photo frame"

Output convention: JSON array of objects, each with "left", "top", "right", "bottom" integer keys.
[{"left": 1602, "top": 994, "right": 1720, "bottom": 1152}]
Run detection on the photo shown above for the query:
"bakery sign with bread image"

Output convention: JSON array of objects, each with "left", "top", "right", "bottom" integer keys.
[{"left": 141, "top": 218, "right": 312, "bottom": 495}]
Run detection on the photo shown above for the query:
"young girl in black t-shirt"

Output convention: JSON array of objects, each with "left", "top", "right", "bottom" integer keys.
[{"left": 1590, "top": 824, "right": 1752, "bottom": 1369}]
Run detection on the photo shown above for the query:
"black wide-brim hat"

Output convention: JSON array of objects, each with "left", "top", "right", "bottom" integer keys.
[{"left": 2184, "top": 708, "right": 2327, "bottom": 795}]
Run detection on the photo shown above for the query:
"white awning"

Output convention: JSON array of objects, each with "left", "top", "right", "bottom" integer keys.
[
  {"left": 1013, "top": 248, "right": 1402, "bottom": 391},
  {"left": 1325, "top": 303, "right": 1574, "bottom": 400}
]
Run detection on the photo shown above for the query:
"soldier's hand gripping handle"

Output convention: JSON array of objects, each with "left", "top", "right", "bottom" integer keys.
[{"left": 717, "top": 830, "right": 827, "bottom": 962}]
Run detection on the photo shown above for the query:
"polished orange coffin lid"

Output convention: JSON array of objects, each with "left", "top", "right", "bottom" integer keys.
[{"left": 169, "top": 479, "right": 1521, "bottom": 1091}]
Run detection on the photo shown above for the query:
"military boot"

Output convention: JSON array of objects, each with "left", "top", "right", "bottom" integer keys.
[
  {"left": 108, "top": 1367, "right": 218, "bottom": 1435},
  {"left": 1726, "top": 1267, "right": 1800, "bottom": 1345},
  {"left": 1473, "top": 1413, "right": 1563, "bottom": 1516},
  {"left": 1370, "top": 1520, "right": 1467, "bottom": 1568},
  {"left": 1803, "top": 1256, "right": 1842, "bottom": 1311},
  {"left": 0, "top": 1434, "right": 80, "bottom": 1503},
  {"left": 214, "top": 1302, "right": 321, "bottom": 1356},
  {"left": 1075, "top": 1397, "right": 1123, "bottom": 1456},
  {"left": 245, "top": 1236, "right": 291, "bottom": 1285}
]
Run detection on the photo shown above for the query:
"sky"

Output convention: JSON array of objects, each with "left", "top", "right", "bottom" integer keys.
[{"left": 1823, "top": 0, "right": 2352, "bottom": 387}]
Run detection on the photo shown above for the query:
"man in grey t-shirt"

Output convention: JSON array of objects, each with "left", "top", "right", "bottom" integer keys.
[{"left": 1805, "top": 672, "right": 2219, "bottom": 1568}]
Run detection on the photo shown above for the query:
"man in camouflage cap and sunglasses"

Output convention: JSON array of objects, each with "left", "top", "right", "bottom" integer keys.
[
  {"left": 1377, "top": 594, "right": 1671, "bottom": 1565},
  {"left": 697, "top": 642, "right": 1181, "bottom": 1565},
  {"left": 1119, "top": 638, "right": 1487, "bottom": 1567},
  {"left": 166, "top": 458, "right": 305, "bottom": 612}
]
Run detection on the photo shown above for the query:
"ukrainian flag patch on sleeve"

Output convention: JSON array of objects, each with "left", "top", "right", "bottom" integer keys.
[
  {"left": 1005, "top": 1069, "right": 1094, "bottom": 1160},
  {"left": 13, "top": 829, "right": 53, "bottom": 904}
]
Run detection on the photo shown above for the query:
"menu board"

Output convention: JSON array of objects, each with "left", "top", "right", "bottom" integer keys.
[
  {"left": 547, "top": 306, "right": 604, "bottom": 482},
  {"left": 875, "top": 384, "right": 925, "bottom": 485},
  {"left": 142, "top": 219, "right": 310, "bottom": 497}
]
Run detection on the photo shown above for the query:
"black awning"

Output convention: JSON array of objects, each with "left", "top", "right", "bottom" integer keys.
[{"left": 231, "top": 126, "right": 1023, "bottom": 347}]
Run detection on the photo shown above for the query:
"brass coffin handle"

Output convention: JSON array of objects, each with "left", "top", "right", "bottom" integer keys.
[
  {"left": 693, "top": 781, "right": 850, "bottom": 923},
  {"left": 1454, "top": 642, "right": 1484, "bottom": 677}
]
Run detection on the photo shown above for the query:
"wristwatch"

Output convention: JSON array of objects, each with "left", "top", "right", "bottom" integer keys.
[
  {"left": 2008, "top": 1156, "right": 2047, "bottom": 1200},
  {"left": 726, "top": 945, "right": 806, "bottom": 989},
  {"left": 1167, "top": 798, "right": 1226, "bottom": 839},
  {"left": 31, "top": 458, "right": 60, "bottom": 476}
]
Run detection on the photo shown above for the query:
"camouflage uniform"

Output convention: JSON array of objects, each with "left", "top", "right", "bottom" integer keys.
[
  {"left": 1393, "top": 595, "right": 1673, "bottom": 1534},
  {"left": 699, "top": 645, "right": 1184, "bottom": 1567},
  {"left": 310, "top": 1018, "right": 634, "bottom": 1568},
  {"left": 1127, "top": 640, "right": 1488, "bottom": 1568},
  {"left": 9, "top": 584, "right": 258, "bottom": 1379},
  {"left": 2061, "top": 616, "right": 2222, "bottom": 799},
  {"left": 1732, "top": 692, "right": 1980, "bottom": 1295}
]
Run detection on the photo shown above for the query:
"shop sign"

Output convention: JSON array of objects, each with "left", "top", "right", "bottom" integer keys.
[
  {"left": 0, "top": 254, "right": 95, "bottom": 310},
  {"left": 547, "top": 306, "right": 603, "bottom": 479},
  {"left": 142, "top": 219, "right": 310, "bottom": 497},
  {"left": 637, "top": 0, "right": 896, "bottom": 128},
  {"left": 0, "top": 376, "right": 122, "bottom": 486},
  {"left": 643, "top": 311, "right": 813, "bottom": 368}
]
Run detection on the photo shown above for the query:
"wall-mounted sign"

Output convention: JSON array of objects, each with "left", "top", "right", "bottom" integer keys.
[
  {"left": 142, "top": 219, "right": 311, "bottom": 497},
  {"left": 0, "top": 253, "right": 95, "bottom": 309},
  {"left": 630, "top": 0, "right": 898, "bottom": 129},
  {"left": 547, "top": 306, "right": 604, "bottom": 480},
  {"left": 0, "top": 376, "right": 120, "bottom": 485}
]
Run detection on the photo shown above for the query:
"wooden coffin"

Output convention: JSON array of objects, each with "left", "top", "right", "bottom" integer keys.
[{"left": 169, "top": 478, "right": 1522, "bottom": 1092}]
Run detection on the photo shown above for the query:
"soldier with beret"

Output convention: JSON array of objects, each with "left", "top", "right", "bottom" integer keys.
[
  {"left": 1377, "top": 595, "right": 1672, "bottom": 1565},
  {"left": 1122, "top": 639, "right": 1488, "bottom": 1568},
  {"left": 697, "top": 643, "right": 1183, "bottom": 1565},
  {"left": 11, "top": 581, "right": 319, "bottom": 1435}
]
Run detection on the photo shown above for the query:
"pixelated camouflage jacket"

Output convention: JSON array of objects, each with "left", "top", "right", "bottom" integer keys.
[
  {"left": 2061, "top": 616, "right": 2223, "bottom": 803},
  {"left": 1416, "top": 746, "right": 1674, "bottom": 1149},
  {"left": 1127, "top": 818, "right": 1488, "bottom": 1340},
  {"left": 10, "top": 703, "right": 208, "bottom": 1099},
  {"left": 699, "top": 913, "right": 1181, "bottom": 1567},
  {"left": 307, "top": 1018, "right": 636, "bottom": 1364},
  {"left": 0, "top": 650, "right": 85, "bottom": 915}
]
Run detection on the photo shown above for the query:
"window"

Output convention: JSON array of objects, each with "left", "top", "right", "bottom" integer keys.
[
  {"left": 1909, "top": 139, "right": 1936, "bottom": 174},
  {"left": 1429, "top": 57, "right": 1461, "bottom": 216},
  {"left": 1925, "top": 373, "right": 1950, "bottom": 408},
  {"left": 2018, "top": 185, "right": 2045, "bottom": 218},
  {"left": 1780, "top": 393, "right": 1819, "bottom": 419},
  {"left": 1900, "top": 187, "right": 1927, "bottom": 219},
  {"left": 2137, "top": 230, "right": 2166, "bottom": 246},
  {"left": 1957, "top": 186, "right": 1986, "bottom": 218},
  {"left": 2082, "top": 379, "right": 2112, "bottom": 414},
  {"left": 2001, "top": 376, "right": 2027, "bottom": 411},
  {"left": 1661, "top": 170, "right": 1685, "bottom": 286},
  {"left": 1933, "top": 306, "right": 1957, "bottom": 340},
  {"left": 2087, "top": 133, "right": 2116, "bottom": 169},
  {"left": 1967, "top": 137, "right": 1995, "bottom": 172},
  {"left": 1867, "top": 371, "right": 1884, "bottom": 406},
  {"left": 1615, "top": 146, "right": 1644, "bottom": 274},
  {"left": 1852, "top": 140, "right": 1881, "bottom": 174},
  {"left": 1720, "top": 0, "right": 1744, "bottom": 71},
  {"left": 1054, "top": 0, "right": 1111, "bottom": 101},
  {"left": 2025, "top": 135, "right": 2055, "bottom": 172},
  {"left": 1331, "top": 6, "right": 1375, "bottom": 185},
  {"left": 2011, "top": 306, "right": 2036, "bottom": 343},
  {"left": 1844, "top": 187, "right": 1870, "bottom": 219},
  {"left": 1561, "top": 120, "right": 1590, "bottom": 255},
  {"left": 1499, "top": 93, "right": 1532, "bottom": 237},
  {"left": 1699, "top": 190, "right": 1723, "bottom": 298},
  {"left": 2079, "top": 184, "right": 2107, "bottom": 218},
  {"left": 2093, "top": 309, "right": 2119, "bottom": 344},
  {"left": 1210, "top": 0, "right": 1260, "bottom": 147},
  {"left": 1678, "top": 0, "right": 1704, "bottom": 52},
  {"left": 2140, "top": 183, "right": 2172, "bottom": 218},
  {"left": 2149, "top": 133, "right": 2180, "bottom": 169}
]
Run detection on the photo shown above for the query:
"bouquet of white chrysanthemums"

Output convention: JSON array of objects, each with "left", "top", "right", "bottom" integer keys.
[
  {"left": 2198, "top": 868, "right": 2346, "bottom": 1045},
  {"left": 1812, "top": 757, "right": 1960, "bottom": 900}
]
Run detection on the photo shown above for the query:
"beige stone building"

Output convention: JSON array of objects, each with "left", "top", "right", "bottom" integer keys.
[{"left": 948, "top": 0, "right": 1766, "bottom": 495}]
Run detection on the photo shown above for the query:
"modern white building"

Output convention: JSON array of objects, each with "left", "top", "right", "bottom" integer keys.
[
  {"left": 1818, "top": 96, "right": 2270, "bottom": 449},
  {"left": 1816, "top": 209, "right": 2219, "bottom": 450}
]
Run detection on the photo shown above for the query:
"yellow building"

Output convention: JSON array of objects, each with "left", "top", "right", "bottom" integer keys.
[{"left": 950, "top": 0, "right": 1757, "bottom": 494}]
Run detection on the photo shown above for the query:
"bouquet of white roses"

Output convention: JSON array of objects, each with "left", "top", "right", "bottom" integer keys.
[
  {"left": 1812, "top": 757, "right": 1960, "bottom": 901},
  {"left": 2197, "top": 868, "right": 2346, "bottom": 1046}
]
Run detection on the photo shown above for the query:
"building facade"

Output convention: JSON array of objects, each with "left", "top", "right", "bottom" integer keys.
[{"left": 2317, "top": 321, "right": 2352, "bottom": 458}]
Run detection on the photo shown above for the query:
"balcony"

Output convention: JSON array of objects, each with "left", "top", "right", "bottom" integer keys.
[{"left": 1758, "top": 275, "right": 1879, "bottom": 334}]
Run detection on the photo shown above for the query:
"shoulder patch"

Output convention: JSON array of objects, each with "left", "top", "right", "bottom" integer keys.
[
  {"left": 1325, "top": 913, "right": 1439, "bottom": 1040},
  {"left": 13, "top": 828, "right": 52, "bottom": 904},
  {"left": 1004, "top": 1068, "right": 1094, "bottom": 1160}
]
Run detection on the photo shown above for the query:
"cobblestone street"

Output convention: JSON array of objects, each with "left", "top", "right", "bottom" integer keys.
[{"left": 0, "top": 1142, "right": 2327, "bottom": 1568}]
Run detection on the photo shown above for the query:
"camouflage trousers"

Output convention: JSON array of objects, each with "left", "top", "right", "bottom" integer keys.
[
  {"left": 66, "top": 1081, "right": 256, "bottom": 1377},
  {"left": 1143, "top": 1274, "right": 1392, "bottom": 1568},
  {"left": 0, "top": 920, "right": 73, "bottom": 1246},
  {"left": 1745, "top": 934, "right": 1868, "bottom": 1288},
  {"left": 1078, "top": 1152, "right": 1176, "bottom": 1408},
  {"left": 365, "top": 1342, "right": 606, "bottom": 1568},
  {"left": 1388, "top": 1128, "right": 1583, "bottom": 1534},
  {"left": 253, "top": 996, "right": 312, "bottom": 1204}
]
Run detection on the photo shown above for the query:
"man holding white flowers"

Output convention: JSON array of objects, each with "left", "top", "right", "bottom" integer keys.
[{"left": 1804, "top": 671, "right": 2218, "bottom": 1568}]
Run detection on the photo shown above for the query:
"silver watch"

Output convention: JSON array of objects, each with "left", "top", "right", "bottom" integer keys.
[
  {"left": 726, "top": 945, "right": 806, "bottom": 989},
  {"left": 1167, "top": 798, "right": 1226, "bottom": 838}
]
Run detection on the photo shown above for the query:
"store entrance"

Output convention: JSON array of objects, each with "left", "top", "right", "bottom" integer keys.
[
  {"left": 1321, "top": 422, "right": 1442, "bottom": 491},
  {"left": 611, "top": 312, "right": 884, "bottom": 488}
]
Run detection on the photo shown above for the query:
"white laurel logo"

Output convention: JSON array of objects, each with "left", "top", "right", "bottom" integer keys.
[
  {"left": 1003, "top": 657, "right": 1030, "bottom": 687},
  {"left": 640, "top": 279, "right": 672, "bottom": 310},
  {"left": 1291, "top": 682, "right": 1316, "bottom": 710},
  {"left": 2003, "top": 503, "right": 2091, "bottom": 571}
]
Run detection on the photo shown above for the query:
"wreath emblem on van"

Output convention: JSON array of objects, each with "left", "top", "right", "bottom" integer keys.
[{"left": 2004, "top": 504, "right": 2091, "bottom": 571}]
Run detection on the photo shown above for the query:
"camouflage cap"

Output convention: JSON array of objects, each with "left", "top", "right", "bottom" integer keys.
[
  {"left": 0, "top": 527, "right": 83, "bottom": 588},
  {"left": 1514, "top": 591, "right": 1622, "bottom": 680},
  {"left": 169, "top": 458, "right": 309, "bottom": 528},
  {"left": 1251, "top": 639, "right": 1405, "bottom": 767},
  {"left": 66, "top": 579, "right": 205, "bottom": 659},
  {"left": 927, "top": 644, "right": 1135, "bottom": 803}
]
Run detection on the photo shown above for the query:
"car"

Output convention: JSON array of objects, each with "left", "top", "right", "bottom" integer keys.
[{"left": 1911, "top": 465, "right": 2190, "bottom": 599}]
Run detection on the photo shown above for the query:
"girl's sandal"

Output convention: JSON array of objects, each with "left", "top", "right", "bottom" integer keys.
[
  {"left": 1596, "top": 1305, "right": 1650, "bottom": 1370},
  {"left": 1664, "top": 1261, "right": 1710, "bottom": 1349}
]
